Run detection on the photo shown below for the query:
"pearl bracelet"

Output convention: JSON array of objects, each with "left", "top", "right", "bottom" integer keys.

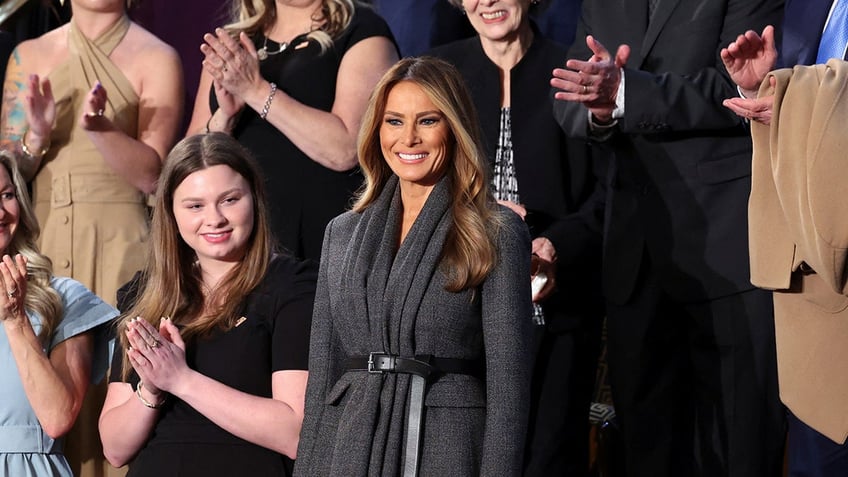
[
  {"left": 135, "top": 380, "right": 167, "bottom": 409},
  {"left": 260, "top": 82, "right": 277, "bottom": 121}
]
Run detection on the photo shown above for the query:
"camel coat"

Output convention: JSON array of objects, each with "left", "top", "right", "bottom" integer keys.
[{"left": 749, "top": 59, "right": 848, "bottom": 443}]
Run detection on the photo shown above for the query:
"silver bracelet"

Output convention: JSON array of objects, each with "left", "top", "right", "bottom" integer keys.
[
  {"left": 260, "top": 82, "right": 277, "bottom": 121},
  {"left": 135, "top": 380, "right": 166, "bottom": 409}
]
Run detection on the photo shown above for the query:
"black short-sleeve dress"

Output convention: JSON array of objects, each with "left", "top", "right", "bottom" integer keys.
[
  {"left": 210, "top": 5, "right": 397, "bottom": 261},
  {"left": 109, "top": 254, "right": 317, "bottom": 477}
]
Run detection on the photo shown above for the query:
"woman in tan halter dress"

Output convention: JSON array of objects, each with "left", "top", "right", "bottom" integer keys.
[{"left": 0, "top": 1, "right": 184, "bottom": 476}]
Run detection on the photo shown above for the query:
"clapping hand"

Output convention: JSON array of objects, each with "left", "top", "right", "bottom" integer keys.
[
  {"left": 552, "top": 35, "right": 630, "bottom": 123},
  {"left": 126, "top": 317, "right": 188, "bottom": 399},
  {"left": 0, "top": 254, "right": 27, "bottom": 322}
]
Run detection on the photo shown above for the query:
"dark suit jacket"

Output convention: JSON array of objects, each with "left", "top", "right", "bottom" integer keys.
[
  {"left": 431, "top": 33, "right": 605, "bottom": 330},
  {"left": 554, "top": 0, "right": 784, "bottom": 305},
  {"left": 779, "top": 0, "right": 832, "bottom": 67}
]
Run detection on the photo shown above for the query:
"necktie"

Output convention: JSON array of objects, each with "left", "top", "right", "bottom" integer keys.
[{"left": 817, "top": 0, "right": 848, "bottom": 62}]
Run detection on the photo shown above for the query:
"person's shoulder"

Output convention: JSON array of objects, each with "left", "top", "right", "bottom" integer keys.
[
  {"left": 126, "top": 22, "right": 180, "bottom": 63},
  {"left": 428, "top": 36, "right": 479, "bottom": 61},
  {"left": 340, "top": 3, "right": 395, "bottom": 46},
  {"left": 350, "top": 2, "right": 390, "bottom": 29},
  {"left": 260, "top": 253, "right": 319, "bottom": 292},
  {"left": 13, "top": 25, "right": 68, "bottom": 69}
]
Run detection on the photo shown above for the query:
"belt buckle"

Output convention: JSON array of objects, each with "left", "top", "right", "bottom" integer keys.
[{"left": 367, "top": 352, "right": 395, "bottom": 373}]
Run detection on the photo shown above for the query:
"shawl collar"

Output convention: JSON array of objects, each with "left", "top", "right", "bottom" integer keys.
[{"left": 332, "top": 174, "right": 454, "bottom": 475}]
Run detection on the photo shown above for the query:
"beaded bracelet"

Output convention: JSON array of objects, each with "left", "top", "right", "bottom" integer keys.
[
  {"left": 135, "top": 380, "right": 167, "bottom": 409},
  {"left": 260, "top": 82, "right": 277, "bottom": 121}
]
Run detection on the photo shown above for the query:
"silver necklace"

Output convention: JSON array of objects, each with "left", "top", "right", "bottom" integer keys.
[{"left": 257, "top": 36, "right": 288, "bottom": 61}]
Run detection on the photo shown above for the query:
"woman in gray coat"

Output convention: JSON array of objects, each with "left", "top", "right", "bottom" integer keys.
[{"left": 295, "top": 57, "right": 533, "bottom": 476}]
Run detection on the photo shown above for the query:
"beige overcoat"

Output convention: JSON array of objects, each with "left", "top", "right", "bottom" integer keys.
[{"left": 749, "top": 59, "right": 848, "bottom": 444}]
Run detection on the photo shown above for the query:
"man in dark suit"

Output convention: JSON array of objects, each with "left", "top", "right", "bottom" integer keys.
[
  {"left": 550, "top": 1, "right": 787, "bottom": 475},
  {"left": 721, "top": 0, "right": 848, "bottom": 474}
]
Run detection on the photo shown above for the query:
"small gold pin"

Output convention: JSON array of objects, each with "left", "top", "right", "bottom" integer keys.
[{"left": 234, "top": 316, "right": 247, "bottom": 327}]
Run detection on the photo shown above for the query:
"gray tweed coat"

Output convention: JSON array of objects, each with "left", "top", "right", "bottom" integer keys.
[{"left": 295, "top": 175, "right": 533, "bottom": 476}]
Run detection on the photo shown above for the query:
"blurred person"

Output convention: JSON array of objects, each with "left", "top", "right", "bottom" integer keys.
[
  {"left": 0, "top": 151, "right": 118, "bottom": 476},
  {"left": 550, "top": 0, "right": 787, "bottom": 475},
  {"left": 721, "top": 1, "right": 848, "bottom": 473},
  {"left": 295, "top": 57, "right": 533, "bottom": 476},
  {"left": 0, "top": 1, "right": 183, "bottom": 475},
  {"left": 187, "top": 0, "right": 398, "bottom": 262},
  {"left": 430, "top": 1, "right": 604, "bottom": 475},
  {"left": 99, "top": 133, "right": 317, "bottom": 476},
  {"left": 366, "top": 0, "right": 475, "bottom": 56}
]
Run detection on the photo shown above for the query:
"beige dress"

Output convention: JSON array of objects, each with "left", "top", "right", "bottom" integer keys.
[{"left": 31, "top": 15, "right": 147, "bottom": 477}]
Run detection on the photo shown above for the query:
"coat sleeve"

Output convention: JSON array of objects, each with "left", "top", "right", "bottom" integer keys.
[
  {"left": 293, "top": 220, "right": 336, "bottom": 474},
  {"left": 479, "top": 211, "right": 533, "bottom": 475}
]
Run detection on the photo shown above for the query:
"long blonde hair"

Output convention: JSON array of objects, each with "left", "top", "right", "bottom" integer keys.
[
  {"left": 117, "top": 133, "right": 272, "bottom": 379},
  {"left": 0, "top": 152, "right": 62, "bottom": 345},
  {"left": 354, "top": 57, "right": 501, "bottom": 292},
  {"left": 225, "top": 0, "right": 354, "bottom": 52}
]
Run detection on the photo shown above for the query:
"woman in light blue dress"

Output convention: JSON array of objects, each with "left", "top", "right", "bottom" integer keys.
[{"left": 0, "top": 151, "right": 117, "bottom": 476}]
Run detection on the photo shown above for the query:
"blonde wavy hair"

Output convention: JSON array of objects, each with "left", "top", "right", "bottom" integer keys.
[
  {"left": 354, "top": 57, "right": 501, "bottom": 292},
  {"left": 117, "top": 133, "right": 273, "bottom": 379},
  {"left": 225, "top": 0, "right": 354, "bottom": 52},
  {"left": 0, "top": 152, "right": 62, "bottom": 345}
]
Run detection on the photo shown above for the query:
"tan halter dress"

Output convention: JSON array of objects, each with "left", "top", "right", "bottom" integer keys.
[{"left": 33, "top": 15, "right": 148, "bottom": 309}]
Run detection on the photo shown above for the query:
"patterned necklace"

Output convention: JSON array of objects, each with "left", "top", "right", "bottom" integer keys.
[{"left": 257, "top": 36, "right": 289, "bottom": 61}]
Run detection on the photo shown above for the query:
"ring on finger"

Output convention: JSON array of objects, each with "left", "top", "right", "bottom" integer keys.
[
  {"left": 6, "top": 288, "right": 16, "bottom": 298},
  {"left": 582, "top": 85, "right": 588, "bottom": 94}
]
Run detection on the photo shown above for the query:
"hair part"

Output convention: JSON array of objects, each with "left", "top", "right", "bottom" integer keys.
[
  {"left": 118, "top": 133, "right": 273, "bottom": 379},
  {"left": 0, "top": 152, "right": 62, "bottom": 345},
  {"left": 354, "top": 56, "right": 501, "bottom": 292},
  {"left": 225, "top": 0, "right": 354, "bottom": 53}
]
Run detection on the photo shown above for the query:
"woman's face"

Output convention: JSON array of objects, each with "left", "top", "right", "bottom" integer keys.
[
  {"left": 380, "top": 81, "right": 452, "bottom": 191},
  {"left": 172, "top": 165, "right": 255, "bottom": 269},
  {"left": 461, "top": 0, "right": 533, "bottom": 42},
  {"left": 0, "top": 166, "right": 19, "bottom": 256}
]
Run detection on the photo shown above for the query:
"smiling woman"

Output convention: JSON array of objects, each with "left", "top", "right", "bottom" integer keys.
[
  {"left": 98, "top": 133, "right": 318, "bottom": 477},
  {"left": 295, "top": 57, "right": 533, "bottom": 477},
  {"left": 0, "top": 151, "right": 118, "bottom": 477}
]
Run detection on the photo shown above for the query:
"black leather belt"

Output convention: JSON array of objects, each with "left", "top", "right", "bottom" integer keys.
[{"left": 344, "top": 353, "right": 483, "bottom": 476}]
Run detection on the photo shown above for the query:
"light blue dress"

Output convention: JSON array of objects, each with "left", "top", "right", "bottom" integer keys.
[{"left": 0, "top": 277, "right": 118, "bottom": 476}]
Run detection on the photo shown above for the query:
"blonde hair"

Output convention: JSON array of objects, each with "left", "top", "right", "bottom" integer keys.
[
  {"left": 0, "top": 152, "right": 62, "bottom": 345},
  {"left": 354, "top": 57, "right": 501, "bottom": 292},
  {"left": 225, "top": 0, "right": 354, "bottom": 52},
  {"left": 118, "top": 133, "right": 272, "bottom": 379}
]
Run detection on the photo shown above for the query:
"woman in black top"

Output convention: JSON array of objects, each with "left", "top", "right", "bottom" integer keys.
[
  {"left": 99, "top": 133, "right": 316, "bottom": 476},
  {"left": 186, "top": 0, "right": 399, "bottom": 261}
]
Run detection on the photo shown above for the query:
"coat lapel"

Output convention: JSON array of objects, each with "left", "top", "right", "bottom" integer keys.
[{"left": 640, "top": 0, "right": 681, "bottom": 62}]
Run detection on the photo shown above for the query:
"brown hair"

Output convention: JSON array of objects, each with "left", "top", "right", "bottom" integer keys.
[
  {"left": 118, "top": 133, "right": 272, "bottom": 379},
  {"left": 354, "top": 56, "right": 501, "bottom": 292}
]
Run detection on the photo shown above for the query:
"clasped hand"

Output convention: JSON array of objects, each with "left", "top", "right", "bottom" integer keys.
[{"left": 126, "top": 317, "right": 188, "bottom": 398}]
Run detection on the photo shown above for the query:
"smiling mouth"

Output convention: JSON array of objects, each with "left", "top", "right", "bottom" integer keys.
[
  {"left": 398, "top": 152, "right": 428, "bottom": 161},
  {"left": 481, "top": 11, "right": 506, "bottom": 20}
]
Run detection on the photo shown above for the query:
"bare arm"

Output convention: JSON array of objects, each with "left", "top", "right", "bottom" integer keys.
[
  {"left": 1, "top": 255, "right": 91, "bottom": 438},
  {"left": 84, "top": 45, "right": 184, "bottom": 194},
  {"left": 200, "top": 29, "right": 398, "bottom": 171},
  {"left": 0, "top": 45, "right": 56, "bottom": 180}
]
